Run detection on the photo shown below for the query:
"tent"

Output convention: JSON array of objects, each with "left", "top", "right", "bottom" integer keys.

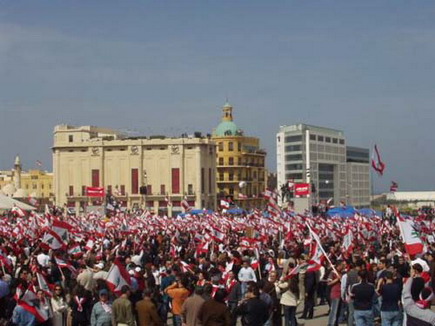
[
  {"left": 0, "top": 193, "right": 35, "bottom": 211},
  {"left": 326, "top": 206, "right": 357, "bottom": 218}
]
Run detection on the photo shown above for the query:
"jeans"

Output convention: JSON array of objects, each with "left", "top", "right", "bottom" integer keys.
[
  {"left": 173, "top": 314, "right": 183, "bottom": 326},
  {"left": 347, "top": 301, "right": 355, "bottom": 326},
  {"left": 241, "top": 282, "right": 248, "bottom": 298},
  {"left": 381, "top": 311, "right": 402, "bottom": 326},
  {"left": 354, "top": 310, "right": 373, "bottom": 326},
  {"left": 327, "top": 298, "right": 341, "bottom": 326},
  {"left": 283, "top": 305, "right": 297, "bottom": 326}
]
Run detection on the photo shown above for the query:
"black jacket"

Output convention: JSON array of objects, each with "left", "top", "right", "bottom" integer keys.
[{"left": 235, "top": 297, "right": 269, "bottom": 326}]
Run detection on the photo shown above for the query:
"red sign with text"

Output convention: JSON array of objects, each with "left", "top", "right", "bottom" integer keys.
[{"left": 294, "top": 183, "right": 310, "bottom": 197}]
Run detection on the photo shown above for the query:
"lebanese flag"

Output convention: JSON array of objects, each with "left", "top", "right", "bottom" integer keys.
[
  {"left": 180, "top": 261, "right": 194, "bottom": 274},
  {"left": 36, "top": 272, "right": 53, "bottom": 297},
  {"left": 86, "top": 187, "right": 105, "bottom": 197},
  {"left": 52, "top": 220, "right": 73, "bottom": 243},
  {"left": 211, "top": 226, "right": 226, "bottom": 242},
  {"left": 16, "top": 285, "right": 50, "bottom": 323},
  {"left": 285, "top": 263, "right": 308, "bottom": 280},
  {"left": 238, "top": 193, "right": 248, "bottom": 199},
  {"left": 41, "top": 231, "right": 64, "bottom": 250},
  {"left": 105, "top": 259, "right": 132, "bottom": 295},
  {"left": 11, "top": 205, "right": 26, "bottom": 217},
  {"left": 196, "top": 241, "right": 210, "bottom": 256},
  {"left": 181, "top": 199, "right": 191, "bottom": 212},
  {"left": 390, "top": 181, "right": 398, "bottom": 192},
  {"left": 251, "top": 258, "right": 260, "bottom": 270},
  {"left": 165, "top": 196, "right": 172, "bottom": 206},
  {"left": 54, "top": 257, "right": 78, "bottom": 276},
  {"left": 220, "top": 199, "right": 230, "bottom": 209},
  {"left": 68, "top": 244, "right": 83, "bottom": 258},
  {"left": 309, "top": 241, "right": 325, "bottom": 265},
  {"left": 371, "top": 144, "right": 386, "bottom": 176},
  {"left": 342, "top": 228, "right": 354, "bottom": 254},
  {"left": 398, "top": 216, "right": 424, "bottom": 256},
  {"left": 85, "top": 238, "right": 95, "bottom": 251}
]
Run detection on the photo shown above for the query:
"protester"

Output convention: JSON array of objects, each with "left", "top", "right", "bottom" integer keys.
[
  {"left": 350, "top": 270, "right": 376, "bottom": 326},
  {"left": 181, "top": 285, "right": 205, "bottom": 326},
  {"left": 135, "top": 288, "right": 163, "bottom": 326},
  {"left": 90, "top": 289, "right": 113, "bottom": 326},
  {"left": 198, "top": 288, "right": 232, "bottom": 326},
  {"left": 112, "top": 285, "right": 135, "bottom": 326}
]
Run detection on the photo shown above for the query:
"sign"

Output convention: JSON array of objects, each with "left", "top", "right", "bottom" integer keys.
[
  {"left": 86, "top": 187, "right": 105, "bottom": 197},
  {"left": 288, "top": 179, "right": 295, "bottom": 190},
  {"left": 294, "top": 183, "right": 310, "bottom": 197}
]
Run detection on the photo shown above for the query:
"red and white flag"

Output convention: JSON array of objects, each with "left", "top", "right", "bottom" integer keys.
[
  {"left": 68, "top": 244, "right": 83, "bottom": 258},
  {"left": 210, "top": 226, "right": 226, "bottom": 242},
  {"left": 342, "top": 228, "right": 354, "bottom": 254},
  {"left": 16, "top": 285, "right": 50, "bottom": 323},
  {"left": 11, "top": 205, "right": 26, "bottom": 217},
  {"left": 398, "top": 216, "right": 424, "bottom": 256},
  {"left": 220, "top": 199, "right": 230, "bottom": 209},
  {"left": 86, "top": 187, "right": 105, "bottom": 197},
  {"left": 165, "top": 196, "right": 172, "bottom": 206},
  {"left": 105, "top": 259, "right": 132, "bottom": 295},
  {"left": 36, "top": 160, "right": 43, "bottom": 167},
  {"left": 181, "top": 199, "right": 191, "bottom": 212},
  {"left": 37, "top": 272, "right": 53, "bottom": 297},
  {"left": 41, "top": 231, "right": 64, "bottom": 250},
  {"left": 55, "top": 257, "right": 77, "bottom": 275},
  {"left": 371, "top": 144, "right": 386, "bottom": 176},
  {"left": 390, "top": 181, "right": 398, "bottom": 192},
  {"left": 238, "top": 193, "right": 248, "bottom": 199}
]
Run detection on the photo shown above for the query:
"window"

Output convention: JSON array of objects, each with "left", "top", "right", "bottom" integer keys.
[
  {"left": 238, "top": 157, "right": 242, "bottom": 165},
  {"left": 41, "top": 184, "right": 44, "bottom": 189},
  {"left": 92, "top": 169, "right": 100, "bottom": 187},
  {"left": 325, "top": 137, "right": 331, "bottom": 143},
  {"left": 286, "top": 164, "right": 304, "bottom": 170},
  {"left": 160, "top": 184, "right": 166, "bottom": 195},
  {"left": 82, "top": 186, "right": 86, "bottom": 196},
  {"left": 33, "top": 184, "right": 37, "bottom": 189},
  {"left": 120, "top": 185, "right": 125, "bottom": 195},
  {"left": 68, "top": 135, "right": 73, "bottom": 142},
  {"left": 201, "top": 168, "right": 205, "bottom": 193},
  {"left": 229, "top": 157, "right": 234, "bottom": 165},
  {"left": 333, "top": 138, "right": 338, "bottom": 144},
  {"left": 286, "top": 154, "right": 303, "bottom": 161},
  {"left": 318, "top": 136, "right": 324, "bottom": 141},
  {"left": 339, "top": 139, "right": 345, "bottom": 145},
  {"left": 218, "top": 157, "right": 224, "bottom": 165},
  {"left": 219, "top": 173, "right": 224, "bottom": 181},
  {"left": 285, "top": 173, "right": 303, "bottom": 180},
  {"left": 310, "top": 134, "right": 316, "bottom": 141},
  {"left": 172, "top": 168, "right": 180, "bottom": 193},
  {"left": 238, "top": 142, "right": 242, "bottom": 151},
  {"left": 208, "top": 168, "right": 212, "bottom": 193},
  {"left": 228, "top": 142, "right": 234, "bottom": 151},
  {"left": 131, "top": 168, "right": 139, "bottom": 194},
  {"left": 146, "top": 185, "right": 152, "bottom": 195},
  {"left": 285, "top": 135, "right": 302, "bottom": 142},
  {"left": 188, "top": 184, "right": 194, "bottom": 195},
  {"left": 69, "top": 185, "right": 74, "bottom": 196},
  {"left": 253, "top": 171, "right": 257, "bottom": 179},
  {"left": 285, "top": 145, "right": 301, "bottom": 152},
  {"left": 229, "top": 173, "right": 234, "bottom": 181},
  {"left": 218, "top": 142, "right": 223, "bottom": 151}
]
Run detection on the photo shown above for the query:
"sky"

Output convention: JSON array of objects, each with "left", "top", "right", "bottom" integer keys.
[{"left": 0, "top": 0, "right": 434, "bottom": 193}]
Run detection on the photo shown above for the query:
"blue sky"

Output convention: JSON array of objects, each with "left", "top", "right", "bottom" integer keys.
[{"left": 1, "top": 1, "right": 434, "bottom": 192}]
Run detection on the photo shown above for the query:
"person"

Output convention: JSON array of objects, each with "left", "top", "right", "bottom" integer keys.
[
  {"left": 225, "top": 270, "right": 242, "bottom": 326},
  {"left": 12, "top": 304, "right": 37, "bottom": 326},
  {"left": 327, "top": 261, "right": 344, "bottom": 326},
  {"left": 198, "top": 288, "right": 232, "bottom": 326},
  {"left": 165, "top": 277, "right": 190, "bottom": 326},
  {"left": 90, "top": 289, "right": 113, "bottom": 326},
  {"left": 135, "top": 288, "right": 163, "bottom": 326},
  {"left": 301, "top": 267, "right": 317, "bottom": 319},
  {"left": 235, "top": 283, "right": 269, "bottom": 326},
  {"left": 345, "top": 260, "right": 363, "bottom": 326},
  {"left": 402, "top": 271, "right": 435, "bottom": 325},
  {"left": 350, "top": 270, "right": 375, "bottom": 326},
  {"left": 262, "top": 271, "right": 280, "bottom": 326},
  {"left": 70, "top": 285, "right": 93, "bottom": 326},
  {"left": 112, "top": 285, "right": 135, "bottom": 326},
  {"left": 51, "top": 285, "right": 68, "bottom": 326},
  {"left": 238, "top": 261, "right": 257, "bottom": 298},
  {"left": 181, "top": 286, "right": 205, "bottom": 326},
  {"left": 379, "top": 271, "right": 401, "bottom": 326},
  {"left": 277, "top": 268, "right": 299, "bottom": 326}
]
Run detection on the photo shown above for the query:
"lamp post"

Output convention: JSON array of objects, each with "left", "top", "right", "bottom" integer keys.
[{"left": 143, "top": 170, "right": 147, "bottom": 210}]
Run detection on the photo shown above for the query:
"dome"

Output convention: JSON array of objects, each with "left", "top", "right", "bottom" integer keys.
[
  {"left": 2, "top": 183, "right": 16, "bottom": 196},
  {"left": 13, "top": 188, "right": 28, "bottom": 198},
  {"left": 214, "top": 121, "right": 240, "bottom": 137}
]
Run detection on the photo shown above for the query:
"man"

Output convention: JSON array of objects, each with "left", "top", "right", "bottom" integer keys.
[
  {"left": 345, "top": 260, "right": 363, "bottom": 326},
  {"left": 402, "top": 275, "right": 435, "bottom": 326},
  {"left": 350, "top": 270, "right": 375, "bottom": 326},
  {"left": 301, "top": 267, "right": 317, "bottom": 320},
  {"left": 379, "top": 271, "right": 401, "bottom": 326},
  {"left": 136, "top": 288, "right": 163, "bottom": 326},
  {"left": 226, "top": 270, "right": 242, "bottom": 326},
  {"left": 90, "top": 289, "right": 113, "bottom": 326},
  {"left": 327, "top": 261, "right": 344, "bottom": 326},
  {"left": 181, "top": 286, "right": 205, "bottom": 326},
  {"left": 198, "top": 288, "right": 232, "bottom": 326},
  {"left": 112, "top": 285, "right": 135, "bottom": 326},
  {"left": 262, "top": 271, "right": 281, "bottom": 326},
  {"left": 238, "top": 260, "right": 257, "bottom": 298},
  {"left": 77, "top": 263, "right": 96, "bottom": 292},
  {"left": 235, "top": 283, "right": 269, "bottom": 326},
  {"left": 165, "top": 277, "right": 190, "bottom": 326}
]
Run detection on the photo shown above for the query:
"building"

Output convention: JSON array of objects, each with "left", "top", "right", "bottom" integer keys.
[
  {"left": 212, "top": 103, "right": 267, "bottom": 208},
  {"left": 53, "top": 125, "right": 217, "bottom": 215},
  {"left": 0, "top": 156, "right": 53, "bottom": 204},
  {"left": 385, "top": 191, "right": 435, "bottom": 208},
  {"left": 277, "top": 124, "right": 371, "bottom": 207},
  {"left": 346, "top": 146, "right": 371, "bottom": 207}
]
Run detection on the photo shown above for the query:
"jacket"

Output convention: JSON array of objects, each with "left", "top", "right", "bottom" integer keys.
[
  {"left": 181, "top": 294, "right": 205, "bottom": 326},
  {"left": 136, "top": 299, "right": 163, "bottom": 326},
  {"left": 198, "top": 299, "right": 232, "bottom": 326},
  {"left": 235, "top": 297, "right": 269, "bottom": 326},
  {"left": 277, "top": 281, "right": 299, "bottom": 307},
  {"left": 402, "top": 277, "right": 435, "bottom": 326}
]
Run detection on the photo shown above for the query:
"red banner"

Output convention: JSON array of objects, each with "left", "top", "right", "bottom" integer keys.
[
  {"left": 294, "top": 183, "right": 310, "bottom": 197},
  {"left": 86, "top": 187, "right": 105, "bottom": 197}
]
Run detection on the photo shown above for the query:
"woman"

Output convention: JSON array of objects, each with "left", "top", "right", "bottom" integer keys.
[
  {"left": 277, "top": 265, "right": 300, "bottom": 326},
  {"left": 70, "top": 285, "right": 92, "bottom": 326},
  {"left": 36, "top": 289, "right": 53, "bottom": 326},
  {"left": 51, "top": 286, "right": 68, "bottom": 326}
]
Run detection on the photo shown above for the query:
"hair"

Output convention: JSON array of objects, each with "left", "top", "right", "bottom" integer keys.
[
  {"left": 412, "top": 263, "right": 423, "bottom": 274},
  {"left": 247, "top": 282, "right": 260, "bottom": 297},
  {"left": 143, "top": 288, "right": 153, "bottom": 298},
  {"left": 214, "top": 288, "right": 227, "bottom": 303},
  {"left": 120, "top": 285, "right": 130, "bottom": 294},
  {"left": 384, "top": 271, "right": 393, "bottom": 280},
  {"left": 194, "top": 286, "right": 204, "bottom": 295},
  {"left": 358, "top": 270, "right": 368, "bottom": 282}
]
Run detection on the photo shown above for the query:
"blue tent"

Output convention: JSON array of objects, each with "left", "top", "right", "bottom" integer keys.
[
  {"left": 326, "top": 206, "right": 357, "bottom": 218},
  {"left": 178, "top": 209, "right": 213, "bottom": 217},
  {"left": 227, "top": 208, "right": 246, "bottom": 215}
]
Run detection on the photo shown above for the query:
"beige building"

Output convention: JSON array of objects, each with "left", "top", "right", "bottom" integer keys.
[
  {"left": 0, "top": 156, "right": 53, "bottom": 203},
  {"left": 212, "top": 103, "right": 267, "bottom": 209},
  {"left": 53, "top": 125, "right": 217, "bottom": 215}
]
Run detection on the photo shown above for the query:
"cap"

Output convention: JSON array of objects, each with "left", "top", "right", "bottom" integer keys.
[
  {"left": 99, "top": 289, "right": 108, "bottom": 296},
  {"left": 135, "top": 267, "right": 141, "bottom": 273},
  {"left": 95, "top": 263, "right": 104, "bottom": 269}
]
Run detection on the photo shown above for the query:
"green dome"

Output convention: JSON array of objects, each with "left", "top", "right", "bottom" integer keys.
[{"left": 214, "top": 121, "right": 242, "bottom": 136}]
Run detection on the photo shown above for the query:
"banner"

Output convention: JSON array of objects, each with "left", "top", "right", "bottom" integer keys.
[
  {"left": 86, "top": 187, "right": 105, "bottom": 197},
  {"left": 294, "top": 183, "right": 310, "bottom": 197}
]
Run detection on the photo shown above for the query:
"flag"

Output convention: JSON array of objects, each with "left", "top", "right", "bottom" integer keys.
[
  {"left": 36, "top": 272, "right": 53, "bottom": 297},
  {"left": 180, "top": 261, "right": 194, "bottom": 274},
  {"left": 211, "top": 226, "right": 226, "bottom": 242},
  {"left": 398, "top": 216, "right": 424, "bottom": 256},
  {"left": 52, "top": 220, "right": 73, "bottom": 244},
  {"left": 309, "top": 241, "right": 325, "bottom": 265},
  {"left": 371, "top": 144, "right": 386, "bottom": 176},
  {"left": 36, "top": 160, "right": 42, "bottom": 167},
  {"left": 220, "top": 199, "right": 230, "bottom": 209},
  {"left": 11, "top": 205, "right": 26, "bottom": 217},
  {"left": 238, "top": 193, "right": 248, "bottom": 199},
  {"left": 54, "top": 257, "right": 77, "bottom": 275},
  {"left": 165, "top": 196, "right": 172, "bottom": 206},
  {"left": 342, "top": 228, "right": 354, "bottom": 254},
  {"left": 85, "top": 238, "right": 95, "bottom": 251},
  {"left": 181, "top": 199, "right": 191, "bottom": 212},
  {"left": 41, "top": 231, "right": 64, "bottom": 250},
  {"left": 251, "top": 258, "right": 260, "bottom": 270},
  {"left": 86, "top": 187, "right": 105, "bottom": 197},
  {"left": 68, "top": 244, "right": 83, "bottom": 258},
  {"left": 105, "top": 259, "right": 132, "bottom": 295},
  {"left": 390, "top": 181, "right": 398, "bottom": 192},
  {"left": 16, "top": 285, "right": 50, "bottom": 323}
]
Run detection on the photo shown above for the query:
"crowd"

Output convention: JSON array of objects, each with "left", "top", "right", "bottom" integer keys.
[{"left": 0, "top": 205, "right": 434, "bottom": 326}]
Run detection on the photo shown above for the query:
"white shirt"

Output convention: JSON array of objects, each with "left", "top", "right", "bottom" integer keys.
[{"left": 238, "top": 267, "right": 257, "bottom": 283}]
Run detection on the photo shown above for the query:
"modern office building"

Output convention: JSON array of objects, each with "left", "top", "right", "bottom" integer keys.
[
  {"left": 53, "top": 125, "right": 217, "bottom": 215},
  {"left": 212, "top": 103, "right": 267, "bottom": 208},
  {"left": 277, "top": 124, "right": 370, "bottom": 206},
  {"left": 346, "top": 146, "right": 371, "bottom": 207},
  {"left": 0, "top": 156, "right": 53, "bottom": 203}
]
